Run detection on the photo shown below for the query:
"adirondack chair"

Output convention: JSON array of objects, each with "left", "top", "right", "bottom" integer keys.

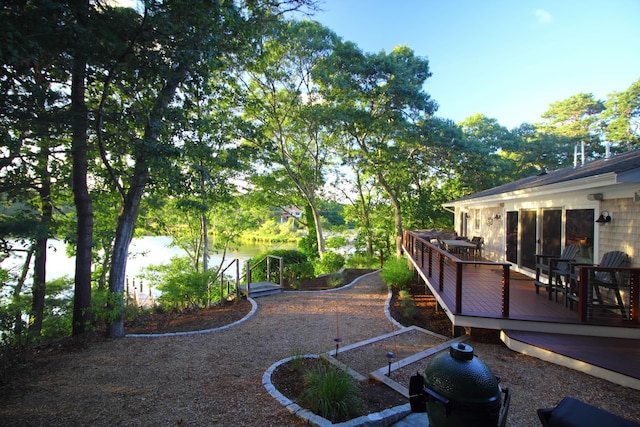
[
  {"left": 567, "top": 250, "right": 630, "bottom": 317},
  {"left": 534, "top": 245, "right": 580, "bottom": 301}
]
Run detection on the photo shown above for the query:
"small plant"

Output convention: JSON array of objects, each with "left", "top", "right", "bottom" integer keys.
[
  {"left": 327, "top": 272, "right": 344, "bottom": 288},
  {"left": 290, "top": 347, "right": 306, "bottom": 371},
  {"left": 399, "top": 290, "right": 418, "bottom": 318},
  {"left": 380, "top": 257, "right": 414, "bottom": 290},
  {"left": 300, "top": 363, "right": 364, "bottom": 422}
]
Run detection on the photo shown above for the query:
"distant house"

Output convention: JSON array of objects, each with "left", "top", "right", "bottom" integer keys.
[
  {"left": 279, "top": 206, "right": 303, "bottom": 224},
  {"left": 443, "top": 149, "right": 640, "bottom": 273}
]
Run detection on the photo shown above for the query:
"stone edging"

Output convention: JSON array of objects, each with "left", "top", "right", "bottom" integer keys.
[
  {"left": 125, "top": 297, "right": 258, "bottom": 338},
  {"left": 283, "top": 269, "right": 382, "bottom": 294},
  {"left": 125, "top": 269, "right": 398, "bottom": 339},
  {"left": 262, "top": 354, "right": 411, "bottom": 427}
]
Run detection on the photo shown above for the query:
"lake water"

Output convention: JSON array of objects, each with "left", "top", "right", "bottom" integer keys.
[{"left": 3, "top": 236, "right": 297, "bottom": 282}]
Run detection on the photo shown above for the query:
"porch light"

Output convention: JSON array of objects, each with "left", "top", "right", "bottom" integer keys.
[{"left": 595, "top": 211, "right": 611, "bottom": 224}]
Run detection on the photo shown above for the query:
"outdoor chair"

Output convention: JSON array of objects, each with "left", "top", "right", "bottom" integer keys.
[
  {"left": 566, "top": 250, "right": 630, "bottom": 317},
  {"left": 470, "top": 236, "right": 484, "bottom": 260},
  {"left": 534, "top": 245, "right": 580, "bottom": 301}
]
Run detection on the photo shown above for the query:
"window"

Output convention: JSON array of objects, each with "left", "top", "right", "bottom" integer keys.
[
  {"left": 474, "top": 208, "right": 481, "bottom": 231},
  {"left": 565, "top": 209, "right": 594, "bottom": 263}
]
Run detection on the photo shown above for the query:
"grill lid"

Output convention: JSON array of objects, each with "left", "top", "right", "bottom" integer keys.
[{"left": 424, "top": 342, "right": 501, "bottom": 405}]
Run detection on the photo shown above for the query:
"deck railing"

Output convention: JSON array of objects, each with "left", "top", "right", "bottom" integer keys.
[
  {"left": 576, "top": 266, "right": 640, "bottom": 323},
  {"left": 403, "top": 230, "right": 511, "bottom": 317}
]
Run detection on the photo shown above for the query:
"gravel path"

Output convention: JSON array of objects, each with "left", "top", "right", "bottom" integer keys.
[{"left": 1, "top": 272, "right": 639, "bottom": 427}]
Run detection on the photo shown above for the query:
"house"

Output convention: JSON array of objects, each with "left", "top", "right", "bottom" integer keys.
[{"left": 443, "top": 149, "right": 640, "bottom": 273}]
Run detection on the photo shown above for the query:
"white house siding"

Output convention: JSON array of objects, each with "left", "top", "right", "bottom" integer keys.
[{"left": 599, "top": 198, "right": 639, "bottom": 268}]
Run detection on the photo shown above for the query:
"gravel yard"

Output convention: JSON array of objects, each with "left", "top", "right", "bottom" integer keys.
[{"left": 1, "top": 272, "right": 639, "bottom": 427}]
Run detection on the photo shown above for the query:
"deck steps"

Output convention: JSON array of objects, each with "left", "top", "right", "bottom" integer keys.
[
  {"left": 501, "top": 330, "right": 640, "bottom": 390},
  {"left": 238, "top": 281, "right": 283, "bottom": 298}
]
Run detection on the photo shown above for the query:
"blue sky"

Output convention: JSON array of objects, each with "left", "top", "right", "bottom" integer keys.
[{"left": 306, "top": 0, "right": 640, "bottom": 129}]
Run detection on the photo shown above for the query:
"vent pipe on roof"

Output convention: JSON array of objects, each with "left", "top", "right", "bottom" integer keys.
[
  {"left": 605, "top": 141, "right": 611, "bottom": 159},
  {"left": 581, "top": 141, "right": 585, "bottom": 166},
  {"left": 573, "top": 145, "right": 578, "bottom": 168}
]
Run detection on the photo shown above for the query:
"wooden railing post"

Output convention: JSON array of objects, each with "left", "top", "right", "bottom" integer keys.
[
  {"left": 502, "top": 264, "right": 510, "bottom": 317},
  {"left": 455, "top": 262, "right": 463, "bottom": 314},
  {"left": 439, "top": 253, "right": 445, "bottom": 291},
  {"left": 428, "top": 245, "right": 433, "bottom": 278},
  {"left": 279, "top": 256, "right": 284, "bottom": 287},
  {"left": 246, "top": 260, "right": 251, "bottom": 296},
  {"left": 630, "top": 269, "right": 639, "bottom": 323},
  {"left": 578, "top": 267, "right": 589, "bottom": 322},
  {"left": 266, "top": 256, "right": 271, "bottom": 283}
]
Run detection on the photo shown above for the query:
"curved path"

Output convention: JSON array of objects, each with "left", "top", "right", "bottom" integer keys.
[{"left": 0, "top": 272, "right": 398, "bottom": 426}]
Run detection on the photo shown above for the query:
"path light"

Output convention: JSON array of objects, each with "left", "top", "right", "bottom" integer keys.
[
  {"left": 386, "top": 351, "right": 396, "bottom": 377},
  {"left": 334, "top": 337, "right": 342, "bottom": 358}
]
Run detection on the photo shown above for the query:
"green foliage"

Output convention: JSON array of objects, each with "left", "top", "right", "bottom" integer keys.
[
  {"left": 399, "top": 289, "right": 418, "bottom": 318},
  {"left": 327, "top": 273, "right": 344, "bottom": 289},
  {"left": 314, "top": 251, "right": 345, "bottom": 276},
  {"left": 241, "top": 218, "right": 300, "bottom": 243},
  {"left": 325, "top": 235, "right": 347, "bottom": 249},
  {"left": 250, "top": 249, "right": 313, "bottom": 285},
  {"left": 298, "top": 205, "right": 319, "bottom": 260},
  {"left": 300, "top": 363, "right": 364, "bottom": 422},
  {"left": 142, "top": 256, "right": 216, "bottom": 310},
  {"left": 345, "top": 253, "right": 380, "bottom": 269},
  {"left": 380, "top": 258, "right": 414, "bottom": 290}
]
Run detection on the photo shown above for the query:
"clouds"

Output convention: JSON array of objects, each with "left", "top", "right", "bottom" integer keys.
[{"left": 534, "top": 9, "right": 553, "bottom": 25}]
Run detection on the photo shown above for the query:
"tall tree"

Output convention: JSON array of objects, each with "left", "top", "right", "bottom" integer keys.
[
  {"left": 241, "top": 20, "right": 339, "bottom": 260},
  {"left": 93, "top": 1, "right": 315, "bottom": 338},
  {"left": 316, "top": 43, "right": 437, "bottom": 257},
  {"left": 538, "top": 93, "right": 605, "bottom": 161},
  {"left": 69, "top": 0, "right": 93, "bottom": 336},
  {"left": 602, "top": 79, "right": 640, "bottom": 152}
]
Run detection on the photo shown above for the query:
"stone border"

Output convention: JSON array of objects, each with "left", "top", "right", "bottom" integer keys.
[
  {"left": 263, "top": 354, "right": 411, "bottom": 427},
  {"left": 125, "top": 269, "right": 380, "bottom": 338},
  {"left": 283, "top": 269, "right": 382, "bottom": 294},
  {"left": 125, "top": 297, "right": 258, "bottom": 338}
]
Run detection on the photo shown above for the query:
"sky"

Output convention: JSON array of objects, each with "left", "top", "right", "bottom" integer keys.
[{"left": 302, "top": 0, "right": 640, "bottom": 129}]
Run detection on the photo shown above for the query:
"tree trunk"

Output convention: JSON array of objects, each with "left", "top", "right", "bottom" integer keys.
[
  {"left": 106, "top": 68, "right": 186, "bottom": 338},
  {"left": 377, "top": 172, "right": 403, "bottom": 259},
  {"left": 309, "top": 200, "right": 326, "bottom": 259},
  {"left": 70, "top": 0, "right": 93, "bottom": 336},
  {"left": 106, "top": 163, "right": 148, "bottom": 338}
]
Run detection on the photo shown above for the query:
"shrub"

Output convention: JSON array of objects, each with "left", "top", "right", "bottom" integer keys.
[
  {"left": 380, "top": 257, "right": 414, "bottom": 290},
  {"left": 142, "top": 256, "right": 216, "bottom": 310},
  {"left": 314, "top": 251, "right": 345, "bottom": 276},
  {"left": 345, "top": 252, "right": 379, "bottom": 269},
  {"left": 399, "top": 289, "right": 418, "bottom": 318},
  {"left": 250, "top": 249, "right": 313, "bottom": 285},
  {"left": 300, "top": 363, "right": 364, "bottom": 422}
]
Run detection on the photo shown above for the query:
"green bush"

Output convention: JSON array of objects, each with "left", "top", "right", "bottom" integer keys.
[
  {"left": 399, "top": 289, "right": 418, "bottom": 318},
  {"left": 380, "top": 257, "right": 414, "bottom": 290},
  {"left": 345, "top": 252, "right": 379, "bottom": 269},
  {"left": 314, "top": 251, "right": 345, "bottom": 276},
  {"left": 142, "top": 256, "right": 216, "bottom": 310},
  {"left": 300, "top": 363, "right": 364, "bottom": 422},
  {"left": 250, "top": 249, "right": 313, "bottom": 285}
]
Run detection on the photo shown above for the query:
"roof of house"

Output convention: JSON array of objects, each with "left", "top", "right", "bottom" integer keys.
[{"left": 451, "top": 149, "right": 640, "bottom": 203}]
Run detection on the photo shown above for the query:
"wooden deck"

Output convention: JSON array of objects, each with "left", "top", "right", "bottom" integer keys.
[
  {"left": 403, "top": 232, "right": 639, "bottom": 338},
  {"left": 403, "top": 230, "right": 640, "bottom": 389}
]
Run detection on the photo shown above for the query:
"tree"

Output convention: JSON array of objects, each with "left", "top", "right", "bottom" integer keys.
[
  {"left": 94, "top": 1, "right": 316, "bottom": 337},
  {"left": 241, "top": 20, "right": 339, "bottom": 260},
  {"left": 316, "top": 43, "right": 437, "bottom": 257},
  {"left": 602, "top": 79, "right": 640, "bottom": 151},
  {"left": 538, "top": 93, "right": 605, "bottom": 160}
]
